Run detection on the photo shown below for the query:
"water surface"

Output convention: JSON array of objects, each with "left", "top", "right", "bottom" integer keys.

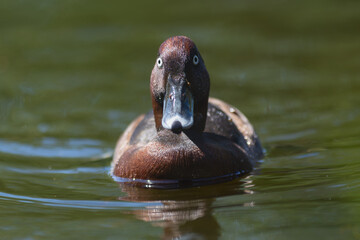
[{"left": 1, "top": 1, "right": 360, "bottom": 239}]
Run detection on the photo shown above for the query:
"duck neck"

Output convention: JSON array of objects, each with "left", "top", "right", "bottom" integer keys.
[
  {"left": 192, "top": 96, "right": 209, "bottom": 132},
  {"left": 152, "top": 96, "right": 164, "bottom": 132}
]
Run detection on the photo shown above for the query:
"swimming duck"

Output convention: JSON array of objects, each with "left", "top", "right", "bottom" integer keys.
[{"left": 111, "top": 36, "right": 263, "bottom": 185}]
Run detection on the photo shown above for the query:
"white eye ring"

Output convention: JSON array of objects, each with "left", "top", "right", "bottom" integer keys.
[
  {"left": 156, "top": 57, "right": 163, "bottom": 68},
  {"left": 193, "top": 55, "right": 199, "bottom": 65}
]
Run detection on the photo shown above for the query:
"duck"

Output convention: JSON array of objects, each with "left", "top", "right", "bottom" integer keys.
[{"left": 111, "top": 36, "right": 263, "bottom": 186}]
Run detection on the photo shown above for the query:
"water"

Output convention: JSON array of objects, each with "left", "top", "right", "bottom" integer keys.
[{"left": 1, "top": 1, "right": 360, "bottom": 239}]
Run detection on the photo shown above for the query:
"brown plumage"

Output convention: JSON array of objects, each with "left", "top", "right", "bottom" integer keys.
[{"left": 111, "top": 36, "right": 263, "bottom": 185}]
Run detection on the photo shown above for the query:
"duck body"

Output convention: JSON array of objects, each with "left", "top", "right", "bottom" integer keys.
[{"left": 111, "top": 36, "right": 263, "bottom": 184}]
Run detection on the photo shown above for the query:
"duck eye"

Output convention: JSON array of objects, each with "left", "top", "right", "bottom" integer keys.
[
  {"left": 193, "top": 55, "right": 199, "bottom": 65},
  {"left": 156, "top": 57, "right": 163, "bottom": 68}
]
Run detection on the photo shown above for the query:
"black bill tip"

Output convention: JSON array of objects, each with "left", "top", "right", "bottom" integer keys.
[{"left": 171, "top": 121, "right": 183, "bottom": 134}]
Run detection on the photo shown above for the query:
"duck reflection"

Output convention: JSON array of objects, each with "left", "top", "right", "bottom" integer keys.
[{"left": 118, "top": 178, "right": 254, "bottom": 240}]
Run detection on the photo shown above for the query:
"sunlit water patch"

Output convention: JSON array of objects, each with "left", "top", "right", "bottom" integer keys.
[{"left": 0, "top": 138, "right": 112, "bottom": 159}]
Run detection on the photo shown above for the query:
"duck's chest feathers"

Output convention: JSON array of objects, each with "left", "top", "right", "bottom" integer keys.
[{"left": 115, "top": 131, "right": 252, "bottom": 180}]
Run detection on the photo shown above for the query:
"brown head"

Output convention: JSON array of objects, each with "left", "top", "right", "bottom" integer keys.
[{"left": 150, "top": 36, "right": 210, "bottom": 133}]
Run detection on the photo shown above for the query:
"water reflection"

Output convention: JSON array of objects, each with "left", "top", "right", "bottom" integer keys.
[{"left": 119, "top": 179, "right": 253, "bottom": 240}]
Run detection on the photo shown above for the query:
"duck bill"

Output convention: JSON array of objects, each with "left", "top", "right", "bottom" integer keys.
[{"left": 162, "top": 77, "right": 194, "bottom": 132}]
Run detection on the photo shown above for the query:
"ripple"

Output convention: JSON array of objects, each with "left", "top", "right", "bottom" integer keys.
[
  {"left": 112, "top": 171, "right": 249, "bottom": 189},
  {"left": 0, "top": 191, "right": 159, "bottom": 210},
  {"left": 6, "top": 166, "right": 110, "bottom": 174},
  {"left": 0, "top": 138, "right": 112, "bottom": 159}
]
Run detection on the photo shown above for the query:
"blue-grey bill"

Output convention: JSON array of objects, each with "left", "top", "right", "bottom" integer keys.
[{"left": 162, "top": 81, "right": 194, "bottom": 130}]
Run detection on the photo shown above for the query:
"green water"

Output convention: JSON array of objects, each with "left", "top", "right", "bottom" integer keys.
[{"left": 1, "top": 1, "right": 360, "bottom": 239}]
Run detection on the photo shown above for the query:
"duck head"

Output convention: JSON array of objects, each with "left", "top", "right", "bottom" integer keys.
[{"left": 150, "top": 36, "right": 210, "bottom": 133}]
